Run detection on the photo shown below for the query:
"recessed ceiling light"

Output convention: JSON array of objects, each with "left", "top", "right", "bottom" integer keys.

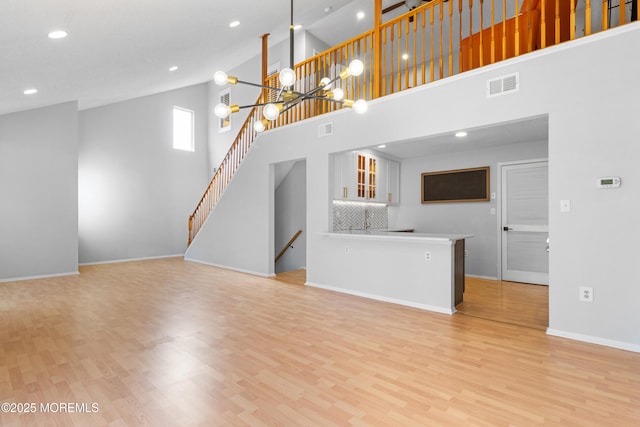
[
  {"left": 169, "top": 66, "right": 178, "bottom": 72},
  {"left": 229, "top": 20, "right": 240, "bottom": 28},
  {"left": 378, "top": 144, "right": 386, "bottom": 148},
  {"left": 357, "top": 11, "right": 365, "bottom": 20},
  {"left": 48, "top": 30, "right": 67, "bottom": 39},
  {"left": 455, "top": 131, "right": 468, "bottom": 138},
  {"left": 24, "top": 88, "right": 38, "bottom": 95}
]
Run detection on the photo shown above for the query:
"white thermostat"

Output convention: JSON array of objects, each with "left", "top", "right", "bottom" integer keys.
[{"left": 597, "top": 176, "right": 621, "bottom": 189}]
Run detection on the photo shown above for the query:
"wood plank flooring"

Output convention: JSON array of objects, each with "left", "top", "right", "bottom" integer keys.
[
  {"left": 272, "top": 269, "right": 306, "bottom": 286},
  {"left": 456, "top": 277, "right": 549, "bottom": 330},
  {"left": 1, "top": 258, "right": 639, "bottom": 426}
]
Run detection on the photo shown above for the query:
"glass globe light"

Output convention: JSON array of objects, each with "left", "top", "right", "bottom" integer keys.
[
  {"left": 348, "top": 59, "right": 364, "bottom": 77},
  {"left": 279, "top": 68, "right": 296, "bottom": 87},
  {"left": 332, "top": 88, "right": 344, "bottom": 101},
  {"left": 263, "top": 103, "right": 280, "bottom": 121},
  {"left": 214, "top": 71, "right": 228, "bottom": 86},
  {"left": 255, "top": 120, "right": 266, "bottom": 133},
  {"left": 214, "top": 103, "right": 231, "bottom": 118},
  {"left": 353, "top": 99, "right": 368, "bottom": 114},
  {"left": 320, "top": 77, "right": 332, "bottom": 90}
]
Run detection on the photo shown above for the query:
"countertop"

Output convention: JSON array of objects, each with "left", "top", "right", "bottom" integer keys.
[{"left": 324, "top": 229, "right": 473, "bottom": 242}]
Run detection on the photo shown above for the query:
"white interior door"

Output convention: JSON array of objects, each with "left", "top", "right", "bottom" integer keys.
[{"left": 501, "top": 161, "right": 549, "bottom": 285}]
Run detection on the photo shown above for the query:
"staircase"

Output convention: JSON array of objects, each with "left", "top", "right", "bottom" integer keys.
[{"left": 188, "top": 94, "right": 265, "bottom": 245}]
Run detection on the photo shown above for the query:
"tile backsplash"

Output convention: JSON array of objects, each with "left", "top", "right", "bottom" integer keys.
[{"left": 332, "top": 201, "right": 388, "bottom": 231}]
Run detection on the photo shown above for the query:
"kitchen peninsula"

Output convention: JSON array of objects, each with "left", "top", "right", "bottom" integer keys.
[{"left": 310, "top": 231, "right": 471, "bottom": 314}]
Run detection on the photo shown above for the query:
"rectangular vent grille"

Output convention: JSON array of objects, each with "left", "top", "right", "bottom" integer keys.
[
  {"left": 318, "top": 122, "right": 333, "bottom": 137},
  {"left": 218, "top": 89, "right": 231, "bottom": 133},
  {"left": 487, "top": 73, "right": 519, "bottom": 97}
]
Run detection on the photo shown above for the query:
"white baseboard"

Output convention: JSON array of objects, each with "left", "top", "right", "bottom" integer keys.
[
  {"left": 0, "top": 271, "right": 79, "bottom": 283},
  {"left": 184, "top": 257, "right": 275, "bottom": 278},
  {"left": 465, "top": 274, "right": 499, "bottom": 281},
  {"left": 306, "top": 282, "right": 455, "bottom": 315},
  {"left": 546, "top": 328, "right": 640, "bottom": 353},
  {"left": 79, "top": 254, "right": 184, "bottom": 266}
]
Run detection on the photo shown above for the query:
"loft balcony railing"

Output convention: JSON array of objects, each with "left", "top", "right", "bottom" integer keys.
[{"left": 188, "top": 0, "right": 638, "bottom": 245}]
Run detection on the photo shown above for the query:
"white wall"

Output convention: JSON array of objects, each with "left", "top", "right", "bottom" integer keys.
[
  {"left": 312, "top": 234, "right": 458, "bottom": 314},
  {"left": 392, "top": 140, "right": 548, "bottom": 278},
  {"left": 275, "top": 160, "right": 307, "bottom": 274},
  {"left": 79, "top": 84, "right": 209, "bottom": 264},
  {"left": 187, "top": 25, "right": 640, "bottom": 351},
  {"left": 304, "top": 31, "right": 330, "bottom": 58},
  {"left": 0, "top": 102, "right": 79, "bottom": 281}
]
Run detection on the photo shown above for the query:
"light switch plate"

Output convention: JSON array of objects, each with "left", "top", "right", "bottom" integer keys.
[{"left": 560, "top": 200, "right": 571, "bottom": 212}]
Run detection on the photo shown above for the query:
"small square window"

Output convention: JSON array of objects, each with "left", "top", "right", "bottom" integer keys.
[{"left": 173, "top": 107, "right": 194, "bottom": 151}]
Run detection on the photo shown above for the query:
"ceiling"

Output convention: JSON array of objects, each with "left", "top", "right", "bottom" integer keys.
[
  {"left": 375, "top": 116, "right": 549, "bottom": 159},
  {"left": 0, "top": 0, "right": 414, "bottom": 116}
]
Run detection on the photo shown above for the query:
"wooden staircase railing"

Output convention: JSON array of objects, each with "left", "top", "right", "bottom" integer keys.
[
  {"left": 188, "top": 0, "right": 638, "bottom": 246},
  {"left": 275, "top": 230, "right": 303, "bottom": 263},
  {"left": 188, "top": 94, "right": 268, "bottom": 245}
]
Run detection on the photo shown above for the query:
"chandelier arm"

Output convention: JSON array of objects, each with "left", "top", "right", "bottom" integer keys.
[
  {"left": 279, "top": 95, "right": 342, "bottom": 116},
  {"left": 236, "top": 80, "right": 282, "bottom": 92},
  {"left": 301, "top": 95, "right": 342, "bottom": 104},
  {"left": 323, "top": 74, "right": 343, "bottom": 87},
  {"left": 280, "top": 103, "right": 297, "bottom": 114},
  {"left": 236, "top": 79, "right": 343, "bottom": 99},
  {"left": 237, "top": 103, "right": 271, "bottom": 109},
  {"left": 303, "top": 75, "right": 343, "bottom": 98}
]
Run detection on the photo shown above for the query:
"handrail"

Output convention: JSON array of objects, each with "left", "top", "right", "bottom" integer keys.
[
  {"left": 275, "top": 230, "right": 303, "bottom": 263},
  {"left": 188, "top": 93, "right": 268, "bottom": 245},
  {"left": 188, "top": 0, "right": 638, "bottom": 246}
]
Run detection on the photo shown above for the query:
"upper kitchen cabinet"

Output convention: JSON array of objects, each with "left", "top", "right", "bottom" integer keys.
[
  {"left": 332, "top": 151, "right": 399, "bottom": 204},
  {"left": 386, "top": 158, "right": 400, "bottom": 205},
  {"left": 332, "top": 151, "right": 355, "bottom": 200}
]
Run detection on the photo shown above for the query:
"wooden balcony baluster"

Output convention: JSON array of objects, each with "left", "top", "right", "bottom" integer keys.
[
  {"left": 449, "top": 0, "right": 454, "bottom": 75},
  {"left": 480, "top": 0, "right": 485, "bottom": 67},
  {"left": 588, "top": 0, "right": 592, "bottom": 36},
  {"left": 439, "top": 1, "right": 444, "bottom": 78},
  {"left": 502, "top": 0, "right": 507, "bottom": 59}
]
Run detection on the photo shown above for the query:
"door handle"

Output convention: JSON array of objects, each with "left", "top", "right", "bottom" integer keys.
[{"left": 503, "top": 226, "right": 512, "bottom": 231}]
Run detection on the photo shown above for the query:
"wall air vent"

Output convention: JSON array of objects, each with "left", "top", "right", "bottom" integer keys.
[
  {"left": 487, "top": 72, "right": 519, "bottom": 97},
  {"left": 318, "top": 122, "right": 334, "bottom": 137}
]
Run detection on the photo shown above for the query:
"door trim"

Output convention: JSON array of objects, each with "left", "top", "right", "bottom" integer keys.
[{"left": 496, "top": 158, "right": 549, "bottom": 282}]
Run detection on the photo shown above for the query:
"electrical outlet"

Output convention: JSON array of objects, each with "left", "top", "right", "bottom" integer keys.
[
  {"left": 424, "top": 251, "right": 431, "bottom": 261},
  {"left": 344, "top": 246, "right": 350, "bottom": 254},
  {"left": 464, "top": 250, "right": 469, "bottom": 257},
  {"left": 579, "top": 286, "right": 593, "bottom": 302}
]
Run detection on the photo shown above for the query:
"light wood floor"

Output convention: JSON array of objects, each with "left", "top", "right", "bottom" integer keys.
[
  {"left": 275, "top": 272, "right": 549, "bottom": 330},
  {"left": 456, "top": 277, "right": 549, "bottom": 330},
  {"left": 272, "top": 269, "right": 306, "bottom": 286},
  {"left": 1, "top": 258, "right": 639, "bottom": 426}
]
